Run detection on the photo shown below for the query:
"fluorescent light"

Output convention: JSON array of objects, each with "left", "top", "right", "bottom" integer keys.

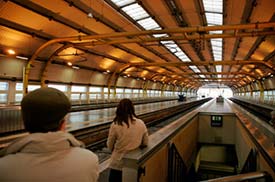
[
  {"left": 72, "top": 66, "right": 80, "bottom": 69},
  {"left": 16, "top": 56, "right": 28, "bottom": 60}
]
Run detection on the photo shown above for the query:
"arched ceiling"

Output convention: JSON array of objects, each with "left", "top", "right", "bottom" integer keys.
[{"left": 0, "top": 0, "right": 275, "bottom": 90}]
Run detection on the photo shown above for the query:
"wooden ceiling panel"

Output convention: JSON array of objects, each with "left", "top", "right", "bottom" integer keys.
[
  {"left": 0, "top": 26, "right": 42, "bottom": 55},
  {"left": 250, "top": 0, "right": 275, "bottom": 22},
  {"left": 223, "top": 38, "right": 236, "bottom": 60},
  {"left": 177, "top": 0, "right": 201, "bottom": 26},
  {"left": 235, "top": 37, "right": 258, "bottom": 60},
  {"left": 225, "top": 0, "right": 246, "bottom": 24},
  {"left": 142, "top": 0, "right": 179, "bottom": 28}
]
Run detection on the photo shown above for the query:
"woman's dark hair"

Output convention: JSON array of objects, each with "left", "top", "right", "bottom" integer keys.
[{"left": 113, "top": 98, "right": 137, "bottom": 127}]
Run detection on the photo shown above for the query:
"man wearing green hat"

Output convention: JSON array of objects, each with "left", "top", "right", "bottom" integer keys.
[{"left": 0, "top": 87, "right": 99, "bottom": 181}]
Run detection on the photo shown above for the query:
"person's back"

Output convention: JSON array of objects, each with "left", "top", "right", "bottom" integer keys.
[
  {"left": 108, "top": 117, "right": 148, "bottom": 166},
  {"left": 107, "top": 98, "right": 148, "bottom": 182},
  {"left": 0, "top": 87, "right": 99, "bottom": 182}
]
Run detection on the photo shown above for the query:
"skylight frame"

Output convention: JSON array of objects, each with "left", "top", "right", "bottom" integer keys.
[
  {"left": 111, "top": 0, "right": 135, "bottom": 7},
  {"left": 121, "top": 3, "right": 150, "bottom": 21},
  {"left": 109, "top": 0, "right": 194, "bottom": 80},
  {"left": 203, "top": 0, "right": 223, "bottom": 74}
]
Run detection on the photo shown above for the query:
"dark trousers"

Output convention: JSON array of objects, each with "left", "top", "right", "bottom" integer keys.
[{"left": 109, "top": 169, "right": 122, "bottom": 182}]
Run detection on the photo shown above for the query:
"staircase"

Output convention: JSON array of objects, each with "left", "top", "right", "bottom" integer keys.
[{"left": 196, "top": 144, "right": 238, "bottom": 181}]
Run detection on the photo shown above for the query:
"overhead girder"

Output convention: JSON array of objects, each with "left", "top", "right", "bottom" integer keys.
[
  {"left": 129, "top": 60, "right": 275, "bottom": 71},
  {"left": 23, "top": 22, "right": 275, "bottom": 95},
  {"left": 107, "top": 64, "right": 132, "bottom": 99},
  {"left": 41, "top": 43, "right": 74, "bottom": 86},
  {"left": 76, "top": 31, "right": 275, "bottom": 47},
  {"left": 171, "top": 71, "right": 257, "bottom": 79}
]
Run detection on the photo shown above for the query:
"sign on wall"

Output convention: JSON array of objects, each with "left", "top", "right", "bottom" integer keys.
[{"left": 211, "top": 115, "right": 223, "bottom": 127}]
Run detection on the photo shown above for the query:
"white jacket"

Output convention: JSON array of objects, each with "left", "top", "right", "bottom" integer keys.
[
  {"left": 107, "top": 118, "right": 148, "bottom": 170},
  {"left": 0, "top": 131, "right": 99, "bottom": 182}
]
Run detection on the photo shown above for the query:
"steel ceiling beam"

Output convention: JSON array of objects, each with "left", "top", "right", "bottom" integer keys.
[
  {"left": 23, "top": 22, "right": 275, "bottom": 94},
  {"left": 128, "top": 60, "right": 274, "bottom": 70}
]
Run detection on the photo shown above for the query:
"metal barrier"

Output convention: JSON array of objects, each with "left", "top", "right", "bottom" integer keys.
[
  {"left": 0, "top": 109, "right": 24, "bottom": 135},
  {"left": 241, "top": 148, "right": 257, "bottom": 174},
  {"left": 168, "top": 143, "right": 187, "bottom": 182}
]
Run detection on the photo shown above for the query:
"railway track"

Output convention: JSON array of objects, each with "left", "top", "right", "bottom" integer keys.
[
  {"left": 0, "top": 98, "right": 211, "bottom": 151},
  {"left": 229, "top": 98, "right": 273, "bottom": 122}
]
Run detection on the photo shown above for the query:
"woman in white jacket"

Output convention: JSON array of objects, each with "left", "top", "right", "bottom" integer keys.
[{"left": 107, "top": 98, "right": 149, "bottom": 182}]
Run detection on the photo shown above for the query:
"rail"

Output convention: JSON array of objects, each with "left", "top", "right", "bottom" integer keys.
[{"left": 200, "top": 171, "right": 272, "bottom": 182}]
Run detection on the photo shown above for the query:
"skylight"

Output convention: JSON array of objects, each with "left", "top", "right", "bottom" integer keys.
[
  {"left": 122, "top": 3, "right": 149, "bottom": 21},
  {"left": 111, "top": 0, "right": 135, "bottom": 7},
  {"left": 109, "top": 0, "right": 198, "bottom": 77},
  {"left": 137, "top": 17, "right": 160, "bottom": 30},
  {"left": 189, "top": 66, "right": 200, "bottom": 73},
  {"left": 203, "top": 0, "right": 223, "bottom": 77}
]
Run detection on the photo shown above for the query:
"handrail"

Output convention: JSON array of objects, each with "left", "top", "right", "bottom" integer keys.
[
  {"left": 229, "top": 100, "right": 275, "bottom": 172},
  {"left": 200, "top": 171, "right": 272, "bottom": 182}
]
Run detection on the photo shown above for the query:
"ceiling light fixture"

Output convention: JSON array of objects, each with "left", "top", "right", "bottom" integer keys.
[
  {"left": 7, "top": 49, "right": 15, "bottom": 55},
  {"left": 87, "top": 0, "right": 93, "bottom": 18},
  {"left": 87, "top": 12, "right": 93, "bottom": 18}
]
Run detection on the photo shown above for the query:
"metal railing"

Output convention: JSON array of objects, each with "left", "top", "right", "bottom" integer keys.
[
  {"left": 168, "top": 143, "right": 187, "bottom": 182},
  {"left": 241, "top": 148, "right": 257, "bottom": 174}
]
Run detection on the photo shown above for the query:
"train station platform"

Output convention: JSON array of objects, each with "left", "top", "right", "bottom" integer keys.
[{"left": 98, "top": 99, "right": 275, "bottom": 181}]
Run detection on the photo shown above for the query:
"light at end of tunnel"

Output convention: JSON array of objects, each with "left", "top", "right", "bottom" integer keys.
[
  {"left": 7, "top": 49, "right": 16, "bottom": 55},
  {"left": 67, "top": 62, "right": 72, "bottom": 66}
]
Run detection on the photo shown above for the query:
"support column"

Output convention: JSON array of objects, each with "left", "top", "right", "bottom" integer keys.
[
  {"left": 7, "top": 81, "right": 16, "bottom": 105},
  {"left": 257, "top": 80, "right": 264, "bottom": 102}
]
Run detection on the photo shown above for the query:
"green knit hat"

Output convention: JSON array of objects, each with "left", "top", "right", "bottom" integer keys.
[{"left": 21, "top": 87, "right": 71, "bottom": 133}]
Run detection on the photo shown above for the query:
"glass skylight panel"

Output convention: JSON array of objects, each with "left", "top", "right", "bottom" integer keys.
[
  {"left": 153, "top": 33, "right": 168, "bottom": 38},
  {"left": 209, "top": 30, "right": 222, "bottom": 34},
  {"left": 161, "top": 40, "right": 175, "bottom": 45},
  {"left": 203, "top": 0, "right": 223, "bottom": 76},
  {"left": 137, "top": 17, "right": 160, "bottom": 30},
  {"left": 203, "top": 0, "right": 222, "bottom": 13},
  {"left": 205, "top": 13, "right": 222, "bottom": 25},
  {"left": 216, "top": 65, "right": 222, "bottom": 72},
  {"left": 211, "top": 39, "right": 222, "bottom": 46},
  {"left": 111, "top": 0, "right": 135, "bottom": 7},
  {"left": 122, "top": 3, "right": 149, "bottom": 20},
  {"left": 189, "top": 66, "right": 201, "bottom": 73}
]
